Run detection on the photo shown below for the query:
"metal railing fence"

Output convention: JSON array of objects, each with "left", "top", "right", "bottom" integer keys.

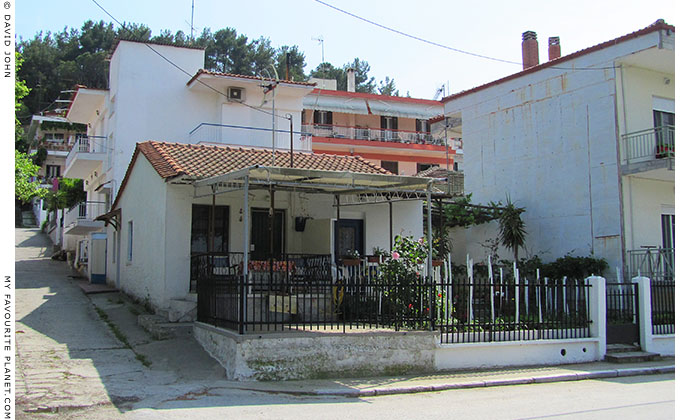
[
  {"left": 189, "top": 123, "right": 312, "bottom": 152},
  {"left": 302, "top": 123, "right": 444, "bottom": 146},
  {"left": 622, "top": 125, "right": 674, "bottom": 165},
  {"left": 651, "top": 281, "right": 674, "bottom": 335}
]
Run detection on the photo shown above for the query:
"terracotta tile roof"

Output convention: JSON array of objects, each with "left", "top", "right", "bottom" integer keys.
[
  {"left": 139, "top": 141, "right": 389, "bottom": 178},
  {"left": 442, "top": 19, "right": 675, "bottom": 102},
  {"left": 113, "top": 141, "right": 390, "bottom": 208},
  {"left": 187, "top": 69, "right": 317, "bottom": 87}
]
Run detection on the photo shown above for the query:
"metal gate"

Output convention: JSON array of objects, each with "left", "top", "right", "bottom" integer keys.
[{"left": 606, "top": 282, "right": 640, "bottom": 345}]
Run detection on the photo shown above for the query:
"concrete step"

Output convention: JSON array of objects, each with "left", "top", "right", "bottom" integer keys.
[
  {"left": 138, "top": 314, "right": 194, "bottom": 340},
  {"left": 606, "top": 343, "right": 640, "bottom": 353},
  {"left": 604, "top": 351, "right": 661, "bottom": 363},
  {"left": 21, "top": 211, "right": 37, "bottom": 227}
]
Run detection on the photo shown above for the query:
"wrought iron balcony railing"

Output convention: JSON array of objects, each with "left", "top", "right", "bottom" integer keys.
[
  {"left": 302, "top": 123, "right": 444, "bottom": 146},
  {"left": 63, "top": 201, "right": 107, "bottom": 229},
  {"left": 622, "top": 125, "right": 674, "bottom": 166},
  {"left": 626, "top": 247, "right": 674, "bottom": 282}
]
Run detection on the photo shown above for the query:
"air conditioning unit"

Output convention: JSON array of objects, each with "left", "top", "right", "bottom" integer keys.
[{"left": 227, "top": 87, "right": 245, "bottom": 102}]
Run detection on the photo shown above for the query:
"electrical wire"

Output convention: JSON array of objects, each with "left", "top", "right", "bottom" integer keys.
[
  {"left": 314, "top": 0, "right": 618, "bottom": 72},
  {"left": 90, "top": 0, "right": 288, "bottom": 120}
]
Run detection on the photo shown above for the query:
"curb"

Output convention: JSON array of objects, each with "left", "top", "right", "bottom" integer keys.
[{"left": 254, "top": 365, "right": 675, "bottom": 398}]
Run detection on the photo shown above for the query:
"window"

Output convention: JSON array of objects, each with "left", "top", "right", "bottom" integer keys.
[
  {"left": 661, "top": 214, "right": 675, "bottom": 250},
  {"left": 190, "top": 205, "right": 230, "bottom": 254},
  {"left": 415, "top": 119, "right": 430, "bottom": 133},
  {"left": 46, "top": 165, "right": 61, "bottom": 178},
  {"left": 417, "top": 163, "right": 434, "bottom": 173},
  {"left": 381, "top": 116, "right": 399, "bottom": 140},
  {"left": 653, "top": 109, "right": 674, "bottom": 157},
  {"left": 314, "top": 110, "right": 333, "bottom": 125},
  {"left": 44, "top": 133, "right": 64, "bottom": 143},
  {"left": 127, "top": 221, "right": 133, "bottom": 262},
  {"left": 380, "top": 161, "right": 398, "bottom": 174}
]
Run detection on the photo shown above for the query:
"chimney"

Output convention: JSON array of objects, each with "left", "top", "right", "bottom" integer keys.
[
  {"left": 346, "top": 68, "right": 355, "bottom": 92},
  {"left": 548, "top": 37, "right": 561, "bottom": 60},
  {"left": 521, "top": 31, "right": 539, "bottom": 69}
]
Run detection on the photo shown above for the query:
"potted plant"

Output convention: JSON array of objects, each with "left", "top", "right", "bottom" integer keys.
[
  {"left": 368, "top": 247, "right": 388, "bottom": 263},
  {"left": 341, "top": 249, "right": 361, "bottom": 266},
  {"left": 655, "top": 144, "right": 674, "bottom": 158}
]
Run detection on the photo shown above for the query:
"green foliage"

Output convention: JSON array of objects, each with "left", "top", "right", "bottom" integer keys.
[
  {"left": 32, "top": 147, "right": 48, "bottom": 167},
  {"left": 40, "top": 121, "right": 87, "bottom": 132},
  {"left": 540, "top": 255, "right": 608, "bottom": 279},
  {"left": 44, "top": 178, "right": 86, "bottom": 211},
  {"left": 377, "top": 76, "right": 399, "bottom": 96},
  {"left": 442, "top": 194, "right": 502, "bottom": 227},
  {"left": 498, "top": 197, "right": 526, "bottom": 262},
  {"left": 15, "top": 150, "right": 47, "bottom": 203},
  {"left": 15, "top": 52, "right": 30, "bottom": 150},
  {"left": 308, "top": 57, "right": 382, "bottom": 93}
]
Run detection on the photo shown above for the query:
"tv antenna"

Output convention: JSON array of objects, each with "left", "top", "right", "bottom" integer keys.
[{"left": 312, "top": 36, "right": 324, "bottom": 64}]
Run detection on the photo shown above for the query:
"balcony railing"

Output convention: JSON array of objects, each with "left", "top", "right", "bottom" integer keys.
[
  {"left": 302, "top": 123, "right": 444, "bottom": 146},
  {"left": 189, "top": 123, "right": 312, "bottom": 152},
  {"left": 622, "top": 126, "right": 674, "bottom": 166},
  {"left": 626, "top": 247, "right": 674, "bottom": 282},
  {"left": 65, "top": 135, "right": 110, "bottom": 171},
  {"left": 63, "top": 201, "right": 107, "bottom": 229}
]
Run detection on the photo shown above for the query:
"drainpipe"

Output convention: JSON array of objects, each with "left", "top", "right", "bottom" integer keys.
[{"left": 426, "top": 182, "right": 433, "bottom": 279}]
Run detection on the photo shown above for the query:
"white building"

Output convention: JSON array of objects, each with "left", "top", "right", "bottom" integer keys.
[
  {"left": 443, "top": 20, "right": 674, "bottom": 279},
  {"left": 63, "top": 39, "right": 315, "bottom": 280}
]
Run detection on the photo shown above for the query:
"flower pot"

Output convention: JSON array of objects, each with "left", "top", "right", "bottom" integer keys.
[
  {"left": 367, "top": 256, "right": 381, "bottom": 263},
  {"left": 342, "top": 258, "right": 361, "bottom": 266},
  {"left": 432, "top": 259, "right": 444, "bottom": 267}
]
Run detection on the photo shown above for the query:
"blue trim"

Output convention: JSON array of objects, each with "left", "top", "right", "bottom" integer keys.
[{"left": 91, "top": 273, "right": 106, "bottom": 284}]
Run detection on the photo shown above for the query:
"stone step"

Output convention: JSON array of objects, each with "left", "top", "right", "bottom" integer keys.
[
  {"left": 604, "top": 351, "right": 661, "bottom": 363},
  {"left": 138, "top": 314, "right": 194, "bottom": 340},
  {"left": 606, "top": 343, "right": 641, "bottom": 353}
]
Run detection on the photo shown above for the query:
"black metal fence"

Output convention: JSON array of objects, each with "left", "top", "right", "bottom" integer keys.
[
  {"left": 195, "top": 253, "right": 592, "bottom": 341},
  {"left": 651, "top": 281, "right": 675, "bottom": 335},
  {"left": 605, "top": 282, "right": 640, "bottom": 345},
  {"left": 436, "top": 276, "right": 591, "bottom": 343}
]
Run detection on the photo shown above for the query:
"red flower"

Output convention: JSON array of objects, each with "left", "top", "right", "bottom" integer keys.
[
  {"left": 408, "top": 303, "right": 413, "bottom": 309},
  {"left": 438, "top": 293, "right": 442, "bottom": 298}
]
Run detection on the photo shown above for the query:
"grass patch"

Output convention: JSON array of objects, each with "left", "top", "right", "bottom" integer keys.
[
  {"left": 128, "top": 306, "right": 141, "bottom": 316},
  {"left": 93, "top": 305, "right": 151, "bottom": 369},
  {"left": 135, "top": 353, "right": 152, "bottom": 367}
]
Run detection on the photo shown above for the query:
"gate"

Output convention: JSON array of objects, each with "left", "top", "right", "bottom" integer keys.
[{"left": 606, "top": 282, "right": 640, "bottom": 345}]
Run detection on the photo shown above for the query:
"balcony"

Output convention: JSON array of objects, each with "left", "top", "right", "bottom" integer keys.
[
  {"left": 626, "top": 247, "right": 674, "bottom": 282},
  {"left": 189, "top": 123, "right": 312, "bottom": 152},
  {"left": 621, "top": 126, "right": 674, "bottom": 178},
  {"left": 64, "top": 135, "right": 109, "bottom": 179},
  {"left": 63, "top": 201, "right": 107, "bottom": 236},
  {"left": 303, "top": 123, "right": 444, "bottom": 146}
]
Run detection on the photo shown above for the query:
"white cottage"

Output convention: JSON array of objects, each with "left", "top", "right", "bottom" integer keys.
[{"left": 101, "top": 140, "right": 437, "bottom": 322}]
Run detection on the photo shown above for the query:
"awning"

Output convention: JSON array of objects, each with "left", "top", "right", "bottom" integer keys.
[
  {"left": 192, "top": 165, "right": 446, "bottom": 201},
  {"left": 303, "top": 95, "right": 440, "bottom": 119}
]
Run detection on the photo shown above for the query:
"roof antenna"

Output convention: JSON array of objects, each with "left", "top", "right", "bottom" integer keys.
[
  {"left": 190, "top": 0, "right": 195, "bottom": 40},
  {"left": 312, "top": 36, "right": 324, "bottom": 64}
]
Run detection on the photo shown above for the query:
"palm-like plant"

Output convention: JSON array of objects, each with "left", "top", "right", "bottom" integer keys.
[{"left": 498, "top": 197, "right": 526, "bottom": 262}]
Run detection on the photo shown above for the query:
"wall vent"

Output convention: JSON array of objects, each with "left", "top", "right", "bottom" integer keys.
[{"left": 227, "top": 87, "right": 245, "bottom": 102}]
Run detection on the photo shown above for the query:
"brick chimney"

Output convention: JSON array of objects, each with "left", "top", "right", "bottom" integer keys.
[
  {"left": 548, "top": 36, "right": 561, "bottom": 60},
  {"left": 521, "top": 31, "right": 539, "bottom": 69},
  {"left": 346, "top": 68, "right": 355, "bottom": 92}
]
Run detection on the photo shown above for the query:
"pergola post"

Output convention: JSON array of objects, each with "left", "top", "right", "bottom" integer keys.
[
  {"left": 426, "top": 187, "right": 433, "bottom": 279},
  {"left": 241, "top": 175, "right": 249, "bottom": 334}
]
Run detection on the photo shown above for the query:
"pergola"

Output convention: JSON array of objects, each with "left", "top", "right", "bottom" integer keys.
[{"left": 191, "top": 165, "right": 446, "bottom": 278}]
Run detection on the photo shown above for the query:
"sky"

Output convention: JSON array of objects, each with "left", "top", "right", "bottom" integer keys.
[{"left": 16, "top": 0, "right": 679, "bottom": 100}]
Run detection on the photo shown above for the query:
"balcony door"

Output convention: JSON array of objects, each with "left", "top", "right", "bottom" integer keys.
[{"left": 250, "top": 209, "right": 285, "bottom": 260}]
